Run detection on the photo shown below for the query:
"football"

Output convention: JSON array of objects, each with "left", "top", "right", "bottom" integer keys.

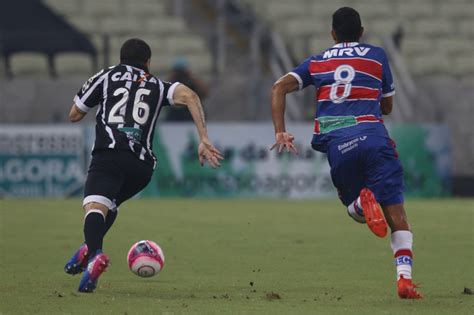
[{"left": 127, "top": 240, "right": 165, "bottom": 278}]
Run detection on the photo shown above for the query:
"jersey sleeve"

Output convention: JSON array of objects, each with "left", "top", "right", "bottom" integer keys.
[
  {"left": 288, "top": 57, "right": 314, "bottom": 90},
  {"left": 160, "top": 81, "right": 181, "bottom": 106},
  {"left": 380, "top": 50, "right": 395, "bottom": 97},
  {"left": 74, "top": 70, "right": 106, "bottom": 112}
]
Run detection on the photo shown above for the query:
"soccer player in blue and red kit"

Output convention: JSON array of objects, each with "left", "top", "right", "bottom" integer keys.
[{"left": 270, "top": 7, "right": 422, "bottom": 299}]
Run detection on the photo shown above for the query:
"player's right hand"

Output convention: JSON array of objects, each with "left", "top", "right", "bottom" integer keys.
[
  {"left": 270, "top": 132, "right": 298, "bottom": 155},
  {"left": 198, "top": 139, "right": 224, "bottom": 168}
]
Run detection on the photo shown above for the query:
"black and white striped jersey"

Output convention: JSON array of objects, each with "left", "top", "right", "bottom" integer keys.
[{"left": 74, "top": 64, "right": 180, "bottom": 168}]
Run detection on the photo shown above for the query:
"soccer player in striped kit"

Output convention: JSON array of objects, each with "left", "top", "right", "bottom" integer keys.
[
  {"left": 270, "top": 7, "right": 422, "bottom": 299},
  {"left": 64, "top": 38, "right": 223, "bottom": 293}
]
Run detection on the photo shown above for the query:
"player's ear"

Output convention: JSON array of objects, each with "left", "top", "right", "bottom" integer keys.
[
  {"left": 146, "top": 59, "right": 151, "bottom": 68},
  {"left": 359, "top": 27, "right": 364, "bottom": 40},
  {"left": 331, "top": 30, "right": 337, "bottom": 43}
]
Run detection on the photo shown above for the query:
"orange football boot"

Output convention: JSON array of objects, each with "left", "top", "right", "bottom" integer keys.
[
  {"left": 359, "top": 188, "right": 388, "bottom": 238},
  {"left": 397, "top": 275, "right": 423, "bottom": 299}
]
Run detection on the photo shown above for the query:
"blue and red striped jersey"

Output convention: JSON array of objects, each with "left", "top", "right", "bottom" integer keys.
[{"left": 289, "top": 42, "right": 395, "bottom": 152}]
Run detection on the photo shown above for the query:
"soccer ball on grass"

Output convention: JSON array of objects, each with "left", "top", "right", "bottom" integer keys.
[{"left": 127, "top": 240, "right": 165, "bottom": 277}]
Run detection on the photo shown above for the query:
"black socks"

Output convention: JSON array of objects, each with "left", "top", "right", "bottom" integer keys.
[
  {"left": 83, "top": 209, "right": 118, "bottom": 258},
  {"left": 83, "top": 211, "right": 106, "bottom": 257},
  {"left": 104, "top": 209, "right": 118, "bottom": 235}
]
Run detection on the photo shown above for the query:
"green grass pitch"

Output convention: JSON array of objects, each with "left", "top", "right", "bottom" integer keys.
[{"left": 1, "top": 198, "right": 473, "bottom": 314}]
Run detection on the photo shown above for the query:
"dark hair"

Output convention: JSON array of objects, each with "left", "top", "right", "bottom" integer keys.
[
  {"left": 120, "top": 38, "right": 151, "bottom": 69},
  {"left": 332, "top": 7, "right": 363, "bottom": 42}
]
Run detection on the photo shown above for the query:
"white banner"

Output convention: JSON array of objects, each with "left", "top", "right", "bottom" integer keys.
[
  {"left": 0, "top": 125, "right": 85, "bottom": 197},
  {"left": 0, "top": 123, "right": 451, "bottom": 198},
  {"left": 143, "top": 123, "right": 336, "bottom": 198}
]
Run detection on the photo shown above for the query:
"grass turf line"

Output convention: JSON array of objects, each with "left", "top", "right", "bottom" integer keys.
[{"left": 0, "top": 198, "right": 473, "bottom": 314}]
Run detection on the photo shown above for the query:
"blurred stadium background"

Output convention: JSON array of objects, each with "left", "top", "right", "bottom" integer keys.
[
  {"left": 1, "top": 1, "right": 473, "bottom": 313},
  {"left": 0, "top": 0, "right": 473, "bottom": 198}
]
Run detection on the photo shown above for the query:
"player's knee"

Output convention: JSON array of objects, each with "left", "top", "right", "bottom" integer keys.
[
  {"left": 83, "top": 195, "right": 115, "bottom": 216},
  {"left": 83, "top": 202, "right": 109, "bottom": 217}
]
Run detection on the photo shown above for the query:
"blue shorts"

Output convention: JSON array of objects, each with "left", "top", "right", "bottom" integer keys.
[{"left": 327, "top": 135, "right": 404, "bottom": 207}]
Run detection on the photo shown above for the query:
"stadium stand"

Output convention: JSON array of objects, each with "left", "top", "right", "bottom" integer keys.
[
  {"left": 243, "top": 0, "right": 474, "bottom": 78},
  {"left": 55, "top": 52, "right": 95, "bottom": 76},
  {"left": 0, "top": 0, "right": 96, "bottom": 78},
  {"left": 9, "top": 53, "right": 50, "bottom": 77},
  {"left": 42, "top": 0, "right": 212, "bottom": 76},
  {"left": 0, "top": 0, "right": 212, "bottom": 77}
]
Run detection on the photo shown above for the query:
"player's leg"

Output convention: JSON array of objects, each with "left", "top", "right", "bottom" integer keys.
[
  {"left": 64, "top": 200, "right": 114, "bottom": 276},
  {"left": 364, "top": 137, "right": 422, "bottom": 298},
  {"left": 66, "top": 198, "right": 114, "bottom": 292},
  {"left": 382, "top": 203, "right": 409, "bottom": 231},
  {"left": 382, "top": 203, "right": 422, "bottom": 299},
  {"left": 83, "top": 201, "right": 109, "bottom": 258},
  {"left": 345, "top": 188, "right": 389, "bottom": 237},
  {"left": 82, "top": 151, "right": 124, "bottom": 251},
  {"left": 98, "top": 156, "right": 152, "bottom": 236},
  {"left": 77, "top": 154, "right": 152, "bottom": 292},
  {"left": 77, "top": 200, "right": 111, "bottom": 292},
  {"left": 65, "top": 158, "right": 122, "bottom": 273},
  {"left": 327, "top": 137, "right": 384, "bottom": 232},
  {"left": 65, "top": 150, "right": 124, "bottom": 292},
  {"left": 78, "top": 164, "right": 124, "bottom": 292},
  {"left": 383, "top": 203, "right": 411, "bottom": 281},
  {"left": 77, "top": 152, "right": 153, "bottom": 274},
  {"left": 114, "top": 155, "right": 154, "bottom": 208},
  {"left": 104, "top": 206, "right": 118, "bottom": 235},
  {"left": 346, "top": 195, "right": 365, "bottom": 223}
]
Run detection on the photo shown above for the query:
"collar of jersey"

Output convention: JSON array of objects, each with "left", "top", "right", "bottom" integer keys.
[
  {"left": 120, "top": 63, "right": 148, "bottom": 73},
  {"left": 332, "top": 42, "right": 359, "bottom": 48}
]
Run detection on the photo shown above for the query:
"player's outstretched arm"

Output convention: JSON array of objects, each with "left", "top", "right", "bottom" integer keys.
[
  {"left": 270, "top": 74, "right": 300, "bottom": 155},
  {"left": 172, "top": 84, "right": 224, "bottom": 168},
  {"left": 380, "top": 96, "right": 393, "bottom": 115},
  {"left": 69, "top": 104, "right": 87, "bottom": 122}
]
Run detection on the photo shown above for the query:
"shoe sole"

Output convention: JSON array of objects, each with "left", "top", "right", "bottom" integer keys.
[{"left": 360, "top": 188, "right": 388, "bottom": 238}]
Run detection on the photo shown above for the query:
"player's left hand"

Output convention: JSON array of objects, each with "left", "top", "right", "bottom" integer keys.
[
  {"left": 198, "top": 139, "right": 224, "bottom": 168},
  {"left": 270, "top": 132, "right": 298, "bottom": 155}
]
